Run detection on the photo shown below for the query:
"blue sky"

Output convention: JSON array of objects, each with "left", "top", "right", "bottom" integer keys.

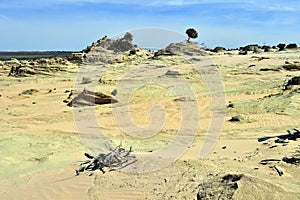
[{"left": 0, "top": 0, "right": 299, "bottom": 50}]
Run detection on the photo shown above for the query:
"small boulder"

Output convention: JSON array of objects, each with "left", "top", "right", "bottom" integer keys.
[{"left": 165, "top": 70, "right": 180, "bottom": 77}]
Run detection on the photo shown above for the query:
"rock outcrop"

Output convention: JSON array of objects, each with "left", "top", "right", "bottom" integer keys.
[
  {"left": 64, "top": 89, "right": 117, "bottom": 107},
  {"left": 3, "top": 57, "right": 75, "bottom": 77},
  {"left": 197, "top": 174, "right": 243, "bottom": 200},
  {"left": 83, "top": 33, "right": 154, "bottom": 64}
]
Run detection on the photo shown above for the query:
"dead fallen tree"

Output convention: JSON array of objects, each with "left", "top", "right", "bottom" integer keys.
[
  {"left": 75, "top": 144, "right": 137, "bottom": 176},
  {"left": 258, "top": 129, "right": 300, "bottom": 142}
]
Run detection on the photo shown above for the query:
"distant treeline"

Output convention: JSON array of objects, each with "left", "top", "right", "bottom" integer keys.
[{"left": 0, "top": 51, "right": 78, "bottom": 61}]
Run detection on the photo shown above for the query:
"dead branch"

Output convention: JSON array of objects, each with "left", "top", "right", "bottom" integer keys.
[
  {"left": 75, "top": 144, "right": 136, "bottom": 176},
  {"left": 258, "top": 129, "right": 300, "bottom": 142}
]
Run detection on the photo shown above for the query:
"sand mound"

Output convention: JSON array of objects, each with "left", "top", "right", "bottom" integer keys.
[{"left": 154, "top": 42, "right": 206, "bottom": 58}]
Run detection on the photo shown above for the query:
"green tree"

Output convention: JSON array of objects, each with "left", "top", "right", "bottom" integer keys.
[{"left": 186, "top": 28, "right": 198, "bottom": 42}]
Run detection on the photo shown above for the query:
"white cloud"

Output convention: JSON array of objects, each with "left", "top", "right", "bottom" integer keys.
[
  {"left": 147, "top": 0, "right": 247, "bottom": 6},
  {"left": 0, "top": 0, "right": 149, "bottom": 8},
  {"left": 150, "top": 0, "right": 300, "bottom": 12},
  {"left": 240, "top": 0, "right": 300, "bottom": 12},
  {"left": 1, "top": 0, "right": 299, "bottom": 12}
]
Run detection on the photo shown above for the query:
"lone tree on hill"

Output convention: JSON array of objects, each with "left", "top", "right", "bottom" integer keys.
[{"left": 186, "top": 28, "right": 198, "bottom": 42}]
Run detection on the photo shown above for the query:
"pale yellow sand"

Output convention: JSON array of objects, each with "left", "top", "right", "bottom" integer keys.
[{"left": 0, "top": 49, "right": 299, "bottom": 199}]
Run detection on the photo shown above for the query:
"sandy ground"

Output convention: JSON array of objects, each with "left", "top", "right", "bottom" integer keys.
[{"left": 0, "top": 49, "right": 299, "bottom": 199}]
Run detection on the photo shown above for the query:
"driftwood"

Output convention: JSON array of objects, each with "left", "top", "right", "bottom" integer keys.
[
  {"left": 274, "top": 138, "right": 289, "bottom": 144},
  {"left": 282, "top": 157, "right": 300, "bottom": 165},
  {"left": 258, "top": 129, "right": 300, "bottom": 142},
  {"left": 75, "top": 144, "right": 137, "bottom": 176},
  {"left": 259, "top": 159, "right": 281, "bottom": 165},
  {"left": 272, "top": 166, "right": 284, "bottom": 176}
]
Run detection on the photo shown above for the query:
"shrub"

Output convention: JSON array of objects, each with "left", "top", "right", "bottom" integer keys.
[
  {"left": 213, "top": 46, "right": 226, "bottom": 53},
  {"left": 277, "top": 43, "right": 286, "bottom": 51},
  {"left": 123, "top": 32, "right": 133, "bottom": 42},
  {"left": 286, "top": 43, "right": 298, "bottom": 49}
]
